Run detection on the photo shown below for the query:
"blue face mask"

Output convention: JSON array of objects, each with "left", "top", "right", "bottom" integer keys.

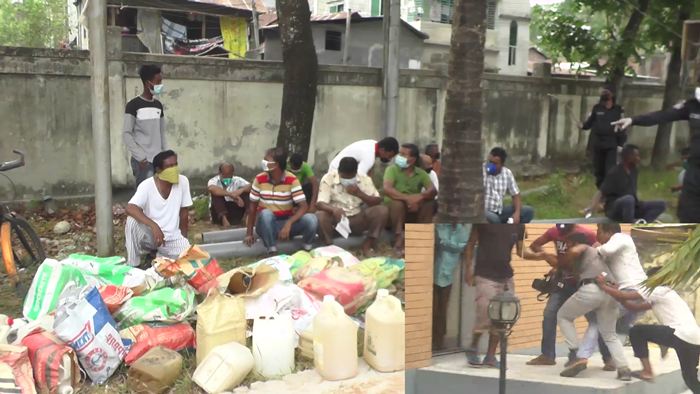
[
  {"left": 395, "top": 156, "right": 409, "bottom": 169},
  {"left": 486, "top": 162, "right": 498, "bottom": 175},
  {"left": 150, "top": 82, "right": 164, "bottom": 95},
  {"left": 340, "top": 177, "right": 357, "bottom": 187}
]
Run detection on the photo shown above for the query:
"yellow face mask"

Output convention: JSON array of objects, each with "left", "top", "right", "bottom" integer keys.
[{"left": 157, "top": 166, "right": 179, "bottom": 184}]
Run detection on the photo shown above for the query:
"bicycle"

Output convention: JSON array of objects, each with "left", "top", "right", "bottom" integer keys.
[{"left": 0, "top": 150, "right": 46, "bottom": 298}]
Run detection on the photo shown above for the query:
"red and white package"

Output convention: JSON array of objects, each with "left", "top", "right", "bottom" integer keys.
[
  {"left": 21, "top": 330, "right": 81, "bottom": 394},
  {"left": 98, "top": 285, "right": 134, "bottom": 314},
  {"left": 53, "top": 286, "right": 129, "bottom": 384},
  {"left": 119, "top": 322, "right": 195, "bottom": 365},
  {"left": 0, "top": 344, "right": 37, "bottom": 394}
]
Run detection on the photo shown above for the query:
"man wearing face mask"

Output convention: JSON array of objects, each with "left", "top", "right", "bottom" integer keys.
[
  {"left": 125, "top": 150, "right": 192, "bottom": 267},
  {"left": 244, "top": 148, "right": 319, "bottom": 253},
  {"left": 584, "top": 145, "right": 666, "bottom": 223},
  {"left": 315, "top": 157, "right": 389, "bottom": 254},
  {"left": 579, "top": 84, "right": 626, "bottom": 189},
  {"left": 611, "top": 81, "right": 700, "bottom": 222},
  {"left": 483, "top": 147, "right": 535, "bottom": 224},
  {"left": 288, "top": 153, "right": 319, "bottom": 213},
  {"left": 383, "top": 143, "right": 437, "bottom": 255},
  {"left": 671, "top": 148, "right": 691, "bottom": 194},
  {"left": 425, "top": 143, "right": 441, "bottom": 175},
  {"left": 328, "top": 137, "right": 400, "bottom": 177},
  {"left": 207, "top": 162, "right": 252, "bottom": 227},
  {"left": 123, "top": 64, "right": 168, "bottom": 189}
]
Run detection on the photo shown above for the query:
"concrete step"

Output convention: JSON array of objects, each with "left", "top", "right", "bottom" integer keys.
[{"left": 409, "top": 348, "right": 686, "bottom": 394}]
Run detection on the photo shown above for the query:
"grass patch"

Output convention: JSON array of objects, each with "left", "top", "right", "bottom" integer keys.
[{"left": 521, "top": 168, "right": 682, "bottom": 220}]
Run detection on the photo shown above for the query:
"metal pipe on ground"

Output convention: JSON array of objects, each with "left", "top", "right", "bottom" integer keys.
[{"left": 198, "top": 231, "right": 395, "bottom": 259}]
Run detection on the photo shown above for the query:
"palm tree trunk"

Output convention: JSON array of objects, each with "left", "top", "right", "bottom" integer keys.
[
  {"left": 651, "top": 3, "right": 695, "bottom": 170},
  {"left": 436, "top": 0, "right": 487, "bottom": 222},
  {"left": 275, "top": 0, "right": 318, "bottom": 158}
]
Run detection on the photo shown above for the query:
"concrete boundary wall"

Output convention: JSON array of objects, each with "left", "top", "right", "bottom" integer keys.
[{"left": 0, "top": 28, "right": 690, "bottom": 200}]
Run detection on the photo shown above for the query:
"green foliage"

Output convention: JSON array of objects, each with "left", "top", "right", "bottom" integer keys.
[
  {"left": 0, "top": 0, "right": 69, "bottom": 48},
  {"left": 193, "top": 196, "right": 210, "bottom": 221},
  {"left": 646, "top": 225, "right": 700, "bottom": 290}
]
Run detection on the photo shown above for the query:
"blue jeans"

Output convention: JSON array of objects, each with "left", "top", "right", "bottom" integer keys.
[
  {"left": 255, "top": 209, "right": 318, "bottom": 250},
  {"left": 130, "top": 157, "right": 154, "bottom": 189},
  {"left": 485, "top": 205, "right": 535, "bottom": 223},
  {"left": 541, "top": 282, "right": 577, "bottom": 360}
]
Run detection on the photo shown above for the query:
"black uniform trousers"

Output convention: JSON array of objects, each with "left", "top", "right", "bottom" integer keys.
[{"left": 593, "top": 147, "right": 617, "bottom": 189}]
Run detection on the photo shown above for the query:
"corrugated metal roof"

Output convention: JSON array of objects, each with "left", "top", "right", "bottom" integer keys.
[
  {"left": 189, "top": 0, "right": 268, "bottom": 12},
  {"left": 310, "top": 11, "right": 359, "bottom": 21}
]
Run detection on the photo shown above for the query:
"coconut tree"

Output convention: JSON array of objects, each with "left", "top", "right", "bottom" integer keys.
[
  {"left": 645, "top": 224, "right": 700, "bottom": 290},
  {"left": 436, "top": 0, "right": 487, "bottom": 222}
]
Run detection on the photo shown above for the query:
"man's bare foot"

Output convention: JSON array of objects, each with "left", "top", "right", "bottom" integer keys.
[
  {"left": 631, "top": 370, "right": 655, "bottom": 382},
  {"left": 221, "top": 216, "right": 231, "bottom": 229}
]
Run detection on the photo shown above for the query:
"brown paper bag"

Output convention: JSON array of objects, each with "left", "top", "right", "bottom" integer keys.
[
  {"left": 216, "top": 264, "right": 279, "bottom": 298},
  {"left": 0, "top": 344, "right": 37, "bottom": 394},
  {"left": 195, "top": 288, "right": 247, "bottom": 366}
]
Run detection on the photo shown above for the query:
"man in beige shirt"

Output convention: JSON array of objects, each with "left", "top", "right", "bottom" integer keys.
[{"left": 315, "top": 157, "right": 389, "bottom": 254}]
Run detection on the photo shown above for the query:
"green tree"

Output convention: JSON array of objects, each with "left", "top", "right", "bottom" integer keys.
[{"left": 0, "top": 0, "right": 69, "bottom": 48}]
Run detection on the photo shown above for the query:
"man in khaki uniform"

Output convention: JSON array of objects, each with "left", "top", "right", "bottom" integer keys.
[{"left": 315, "top": 157, "right": 389, "bottom": 254}]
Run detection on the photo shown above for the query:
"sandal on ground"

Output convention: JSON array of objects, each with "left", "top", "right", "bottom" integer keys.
[
  {"left": 527, "top": 354, "right": 556, "bottom": 366},
  {"left": 631, "top": 371, "right": 655, "bottom": 383},
  {"left": 483, "top": 356, "right": 504, "bottom": 369},
  {"left": 465, "top": 348, "right": 482, "bottom": 367},
  {"left": 560, "top": 359, "right": 587, "bottom": 378}
]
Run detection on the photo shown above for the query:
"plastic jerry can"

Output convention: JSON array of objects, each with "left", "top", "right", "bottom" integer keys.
[
  {"left": 299, "top": 324, "right": 314, "bottom": 360},
  {"left": 0, "top": 315, "right": 13, "bottom": 344},
  {"left": 364, "top": 289, "right": 405, "bottom": 372},
  {"left": 127, "top": 346, "right": 183, "bottom": 394},
  {"left": 313, "top": 295, "right": 358, "bottom": 381},
  {"left": 193, "top": 342, "right": 254, "bottom": 394},
  {"left": 252, "top": 313, "right": 295, "bottom": 379}
]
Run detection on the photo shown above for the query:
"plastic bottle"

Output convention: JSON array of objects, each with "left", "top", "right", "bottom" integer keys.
[
  {"left": 0, "top": 315, "right": 13, "bottom": 344},
  {"left": 57, "top": 354, "right": 75, "bottom": 394},
  {"left": 8, "top": 315, "right": 53, "bottom": 345},
  {"left": 313, "top": 295, "right": 358, "bottom": 381},
  {"left": 193, "top": 342, "right": 254, "bottom": 394},
  {"left": 252, "top": 313, "right": 295, "bottom": 379},
  {"left": 364, "top": 289, "right": 405, "bottom": 372},
  {"left": 127, "top": 346, "right": 183, "bottom": 394}
]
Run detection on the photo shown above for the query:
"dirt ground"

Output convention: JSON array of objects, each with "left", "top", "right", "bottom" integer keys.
[{"left": 0, "top": 202, "right": 405, "bottom": 394}]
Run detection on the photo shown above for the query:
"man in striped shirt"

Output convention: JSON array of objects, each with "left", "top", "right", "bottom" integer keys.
[{"left": 244, "top": 147, "right": 319, "bottom": 253}]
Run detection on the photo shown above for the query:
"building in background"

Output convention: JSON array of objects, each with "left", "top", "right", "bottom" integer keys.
[{"left": 261, "top": 11, "right": 427, "bottom": 68}]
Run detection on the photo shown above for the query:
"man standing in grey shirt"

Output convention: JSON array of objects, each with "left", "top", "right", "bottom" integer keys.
[
  {"left": 556, "top": 232, "right": 632, "bottom": 381},
  {"left": 123, "top": 64, "right": 168, "bottom": 188}
]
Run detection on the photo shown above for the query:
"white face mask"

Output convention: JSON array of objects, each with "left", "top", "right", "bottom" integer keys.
[{"left": 695, "top": 87, "right": 700, "bottom": 102}]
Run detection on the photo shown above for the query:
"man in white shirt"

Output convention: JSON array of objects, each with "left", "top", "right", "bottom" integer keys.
[
  {"left": 596, "top": 267, "right": 700, "bottom": 392},
  {"left": 575, "top": 223, "right": 648, "bottom": 370},
  {"left": 125, "top": 150, "right": 193, "bottom": 267},
  {"left": 207, "top": 162, "right": 252, "bottom": 227},
  {"left": 420, "top": 154, "right": 439, "bottom": 214},
  {"left": 328, "top": 137, "right": 399, "bottom": 177}
]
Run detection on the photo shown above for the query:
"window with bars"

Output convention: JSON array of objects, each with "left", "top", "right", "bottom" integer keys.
[
  {"left": 508, "top": 20, "right": 517, "bottom": 65},
  {"left": 487, "top": 0, "right": 497, "bottom": 30},
  {"left": 325, "top": 30, "right": 342, "bottom": 51},
  {"left": 439, "top": 0, "right": 453, "bottom": 24},
  {"left": 337, "top": 4, "right": 344, "bottom": 12}
]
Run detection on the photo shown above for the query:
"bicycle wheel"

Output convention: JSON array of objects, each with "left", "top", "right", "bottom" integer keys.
[{"left": 8, "top": 216, "right": 46, "bottom": 270}]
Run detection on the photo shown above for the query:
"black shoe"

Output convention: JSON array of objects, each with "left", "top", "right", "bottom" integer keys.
[
  {"left": 618, "top": 367, "right": 632, "bottom": 381},
  {"left": 140, "top": 251, "right": 157, "bottom": 269}
]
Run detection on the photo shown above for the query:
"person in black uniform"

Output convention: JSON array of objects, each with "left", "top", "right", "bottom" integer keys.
[
  {"left": 579, "top": 84, "right": 627, "bottom": 189},
  {"left": 612, "top": 87, "right": 700, "bottom": 223}
]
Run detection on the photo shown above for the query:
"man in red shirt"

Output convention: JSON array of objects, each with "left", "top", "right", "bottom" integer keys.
[{"left": 526, "top": 224, "right": 599, "bottom": 366}]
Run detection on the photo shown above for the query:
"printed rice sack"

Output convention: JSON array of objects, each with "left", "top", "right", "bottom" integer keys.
[
  {"left": 348, "top": 257, "right": 405, "bottom": 289},
  {"left": 0, "top": 344, "right": 36, "bottom": 394},
  {"left": 154, "top": 246, "right": 224, "bottom": 295},
  {"left": 98, "top": 285, "right": 134, "bottom": 314},
  {"left": 53, "top": 286, "right": 130, "bottom": 384},
  {"left": 292, "top": 256, "right": 342, "bottom": 283},
  {"left": 114, "top": 286, "right": 196, "bottom": 329},
  {"left": 247, "top": 255, "right": 295, "bottom": 283},
  {"left": 119, "top": 322, "right": 195, "bottom": 365},
  {"left": 23, "top": 259, "right": 87, "bottom": 321},
  {"left": 310, "top": 246, "right": 361, "bottom": 268},
  {"left": 289, "top": 251, "right": 313, "bottom": 277},
  {"left": 21, "top": 330, "right": 81, "bottom": 394},
  {"left": 61, "top": 254, "right": 147, "bottom": 288},
  {"left": 298, "top": 267, "right": 376, "bottom": 314}
]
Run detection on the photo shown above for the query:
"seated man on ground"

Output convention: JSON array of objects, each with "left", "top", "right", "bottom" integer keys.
[
  {"left": 584, "top": 144, "right": 666, "bottom": 223},
  {"left": 596, "top": 267, "right": 700, "bottom": 392},
  {"left": 383, "top": 143, "right": 437, "bottom": 254},
  {"left": 425, "top": 143, "right": 441, "bottom": 175},
  {"left": 288, "top": 153, "right": 319, "bottom": 213},
  {"left": 315, "top": 157, "right": 389, "bottom": 254},
  {"left": 483, "top": 147, "right": 535, "bottom": 223},
  {"left": 125, "top": 150, "right": 192, "bottom": 267},
  {"left": 207, "top": 162, "right": 251, "bottom": 228},
  {"left": 420, "top": 154, "right": 439, "bottom": 215},
  {"left": 243, "top": 147, "right": 319, "bottom": 254}
]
